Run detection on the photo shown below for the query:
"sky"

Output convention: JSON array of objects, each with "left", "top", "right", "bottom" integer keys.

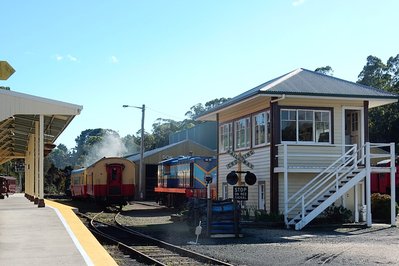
[{"left": 1, "top": 0, "right": 398, "bottom": 149}]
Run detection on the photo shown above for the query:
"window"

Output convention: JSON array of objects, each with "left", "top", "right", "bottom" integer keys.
[
  {"left": 315, "top": 111, "right": 330, "bottom": 142},
  {"left": 219, "top": 123, "right": 232, "bottom": 153},
  {"left": 258, "top": 182, "right": 266, "bottom": 210},
  {"left": 281, "top": 109, "right": 331, "bottom": 143},
  {"left": 235, "top": 117, "right": 250, "bottom": 150},
  {"left": 351, "top": 112, "right": 358, "bottom": 131},
  {"left": 111, "top": 168, "right": 117, "bottom": 180},
  {"left": 253, "top": 111, "right": 270, "bottom": 147},
  {"left": 281, "top": 110, "right": 297, "bottom": 141}
]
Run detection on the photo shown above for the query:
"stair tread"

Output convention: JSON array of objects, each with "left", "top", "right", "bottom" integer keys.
[{"left": 287, "top": 165, "right": 367, "bottom": 230}]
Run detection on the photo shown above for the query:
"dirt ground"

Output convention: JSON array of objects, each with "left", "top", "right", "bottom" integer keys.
[{"left": 118, "top": 201, "right": 399, "bottom": 266}]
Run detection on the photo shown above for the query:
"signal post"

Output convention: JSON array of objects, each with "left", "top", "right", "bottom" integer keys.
[{"left": 225, "top": 150, "right": 257, "bottom": 237}]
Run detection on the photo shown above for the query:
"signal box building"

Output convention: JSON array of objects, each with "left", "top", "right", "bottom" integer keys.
[{"left": 197, "top": 68, "right": 398, "bottom": 230}]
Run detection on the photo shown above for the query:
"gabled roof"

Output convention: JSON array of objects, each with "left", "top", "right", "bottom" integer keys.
[
  {"left": 197, "top": 68, "right": 399, "bottom": 121},
  {"left": 125, "top": 139, "right": 215, "bottom": 163},
  {"left": 0, "top": 89, "right": 83, "bottom": 164}
]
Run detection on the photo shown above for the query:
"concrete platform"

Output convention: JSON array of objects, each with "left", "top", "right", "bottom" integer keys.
[{"left": 0, "top": 194, "right": 117, "bottom": 266}]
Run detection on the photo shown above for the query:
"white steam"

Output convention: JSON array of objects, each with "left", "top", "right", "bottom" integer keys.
[{"left": 84, "top": 133, "right": 128, "bottom": 167}]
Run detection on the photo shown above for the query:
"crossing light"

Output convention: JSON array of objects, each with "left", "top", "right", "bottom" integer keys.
[{"left": 226, "top": 171, "right": 257, "bottom": 186}]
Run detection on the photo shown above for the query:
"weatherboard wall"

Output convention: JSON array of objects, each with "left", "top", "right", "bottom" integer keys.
[
  {"left": 218, "top": 96, "right": 270, "bottom": 123},
  {"left": 218, "top": 146, "right": 271, "bottom": 211}
]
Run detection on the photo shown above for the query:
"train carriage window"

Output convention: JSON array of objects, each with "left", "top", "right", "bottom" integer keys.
[{"left": 112, "top": 168, "right": 117, "bottom": 180}]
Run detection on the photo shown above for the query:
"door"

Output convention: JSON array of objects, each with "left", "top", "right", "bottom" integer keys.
[
  {"left": 258, "top": 181, "right": 266, "bottom": 210},
  {"left": 345, "top": 110, "right": 362, "bottom": 148},
  {"left": 106, "top": 164, "right": 123, "bottom": 196}
]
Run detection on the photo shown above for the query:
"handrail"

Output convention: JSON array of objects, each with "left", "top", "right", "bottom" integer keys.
[
  {"left": 285, "top": 143, "right": 364, "bottom": 221},
  {"left": 294, "top": 158, "right": 357, "bottom": 213},
  {"left": 283, "top": 141, "right": 395, "bottom": 228},
  {"left": 286, "top": 145, "right": 356, "bottom": 204},
  {"left": 286, "top": 153, "right": 357, "bottom": 215},
  {"left": 285, "top": 144, "right": 357, "bottom": 222}
]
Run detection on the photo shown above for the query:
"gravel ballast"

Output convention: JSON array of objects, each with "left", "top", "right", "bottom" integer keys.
[{"left": 117, "top": 202, "right": 399, "bottom": 266}]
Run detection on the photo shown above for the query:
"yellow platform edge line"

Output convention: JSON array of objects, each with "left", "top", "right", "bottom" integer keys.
[{"left": 45, "top": 200, "right": 118, "bottom": 266}]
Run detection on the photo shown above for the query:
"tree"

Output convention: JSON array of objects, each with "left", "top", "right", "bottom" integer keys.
[
  {"left": 315, "top": 66, "right": 334, "bottom": 76},
  {"left": 185, "top": 103, "right": 205, "bottom": 120},
  {"left": 185, "top": 97, "right": 230, "bottom": 120},
  {"left": 47, "top": 144, "right": 72, "bottom": 169},
  {"left": 122, "top": 134, "right": 140, "bottom": 155},
  {"left": 357, "top": 54, "right": 399, "bottom": 144},
  {"left": 73, "top": 128, "right": 123, "bottom": 166},
  {"left": 134, "top": 128, "right": 157, "bottom": 151},
  {"left": 357, "top": 56, "right": 391, "bottom": 90},
  {"left": 205, "top": 97, "right": 230, "bottom": 110},
  {"left": 149, "top": 118, "right": 183, "bottom": 149}
]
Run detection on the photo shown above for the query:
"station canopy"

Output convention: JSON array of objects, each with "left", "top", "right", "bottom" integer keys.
[{"left": 0, "top": 89, "right": 83, "bottom": 164}]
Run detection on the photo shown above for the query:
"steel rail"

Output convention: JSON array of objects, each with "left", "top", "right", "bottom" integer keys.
[
  {"left": 80, "top": 211, "right": 234, "bottom": 266},
  {"left": 114, "top": 212, "right": 234, "bottom": 266},
  {"left": 80, "top": 212, "right": 164, "bottom": 265}
]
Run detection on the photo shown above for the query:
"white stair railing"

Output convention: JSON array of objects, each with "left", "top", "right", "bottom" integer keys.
[
  {"left": 282, "top": 144, "right": 357, "bottom": 226},
  {"left": 281, "top": 142, "right": 396, "bottom": 229}
]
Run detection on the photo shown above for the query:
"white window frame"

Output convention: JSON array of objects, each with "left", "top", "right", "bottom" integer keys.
[
  {"left": 219, "top": 123, "right": 233, "bottom": 153},
  {"left": 281, "top": 109, "right": 331, "bottom": 144},
  {"left": 252, "top": 111, "right": 270, "bottom": 147},
  {"left": 234, "top": 117, "right": 251, "bottom": 150}
]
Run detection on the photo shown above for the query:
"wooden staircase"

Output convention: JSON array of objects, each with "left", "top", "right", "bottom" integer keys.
[{"left": 284, "top": 145, "right": 367, "bottom": 230}]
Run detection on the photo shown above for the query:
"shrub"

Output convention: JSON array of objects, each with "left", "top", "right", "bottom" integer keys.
[
  {"left": 371, "top": 193, "right": 399, "bottom": 222},
  {"left": 254, "top": 209, "right": 283, "bottom": 222},
  {"left": 323, "top": 204, "right": 352, "bottom": 223}
]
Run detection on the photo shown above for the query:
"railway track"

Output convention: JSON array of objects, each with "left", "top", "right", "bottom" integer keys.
[{"left": 82, "top": 211, "right": 234, "bottom": 266}]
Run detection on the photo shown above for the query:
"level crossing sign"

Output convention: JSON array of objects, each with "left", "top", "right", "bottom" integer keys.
[
  {"left": 233, "top": 186, "right": 248, "bottom": 200},
  {"left": 226, "top": 150, "right": 254, "bottom": 169}
]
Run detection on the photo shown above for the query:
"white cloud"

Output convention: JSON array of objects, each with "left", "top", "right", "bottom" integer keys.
[
  {"left": 54, "top": 54, "right": 78, "bottom": 62},
  {"left": 67, "top": 54, "right": 78, "bottom": 62},
  {"left": 110, "top": 55, "right": 119, "bottom": 64},
  {"left": 292, "top": 0, "right": 305, "bottom": 6}
]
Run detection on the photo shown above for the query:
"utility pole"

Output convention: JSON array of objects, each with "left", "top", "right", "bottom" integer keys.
[
  {"left": 123, "top": 104, "right": 146, "bottom": 200},
  {"left": 139, "top": 104, "right": 145, "bottom": 200}
]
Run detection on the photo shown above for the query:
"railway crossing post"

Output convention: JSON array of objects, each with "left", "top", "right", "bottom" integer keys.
[{"left": 225, "top": 150, "right": 257, "bottom": 237}]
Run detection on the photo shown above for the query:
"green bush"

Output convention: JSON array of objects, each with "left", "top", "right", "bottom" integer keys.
[
  {"left": 371, "top": 193, "right": 399, "bottom": 222},
  {"left": 323, "top": 204, "right": 352, "bottom": 223},
  {"left": 254, "top": 209, "right": 283, "bottom": 222}
]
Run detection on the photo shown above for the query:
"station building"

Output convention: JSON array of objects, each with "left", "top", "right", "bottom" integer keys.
[
  {"left": 197, "top": 68, "right": 398, "bottom": 229},
  {"left": 0, "top": 88, "right": 82, "bottom": 206}
]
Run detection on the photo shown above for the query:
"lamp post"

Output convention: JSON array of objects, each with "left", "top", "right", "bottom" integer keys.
[{"left": 123, "top": 104, "right": 145, "bottom": 200}]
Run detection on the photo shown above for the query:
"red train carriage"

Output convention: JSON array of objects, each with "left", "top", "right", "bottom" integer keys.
[
  {"left": 70, "top": 168, "right": 88, "bottom": 199},
  {"left": 154, "top": 156, "right": 217, "bottom": 207},
  {"left": 371, "top": 158, "right": 399, "bottom": 201},
  {"left": 70, "top": 157, "right": 135, "bottom": 206},
  {"left": 0, "top": 176, "right": 16, "bottom": 199}
]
